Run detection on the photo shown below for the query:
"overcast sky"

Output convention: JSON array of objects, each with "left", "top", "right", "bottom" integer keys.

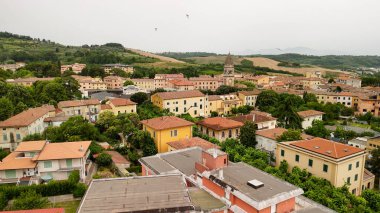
[{"left": 1, "top": 0, "right": 380, "bottom": 55}]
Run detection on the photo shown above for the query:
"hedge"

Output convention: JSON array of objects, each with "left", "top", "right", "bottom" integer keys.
[
  {"left": 126, "top": 166, "right": 141, "bottom": 173},
  {"left": 0, "top": 170, "right": 82, "bottom": 210}
]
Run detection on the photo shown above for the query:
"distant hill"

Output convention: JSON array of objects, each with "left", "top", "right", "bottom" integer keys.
[
  {"left": 0, "top": 32, "right": 158, "bottom": 65},
  {"left": 262, "top": 54, "right": 380, "bottom": 70}
]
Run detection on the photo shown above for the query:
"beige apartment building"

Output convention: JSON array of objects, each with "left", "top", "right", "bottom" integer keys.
[
  {"left": 71, "top": 75, "right": 107, "bottom": 92},
  {"left": 237, "top": 90, "right": 261, "bottom": 106},
  {"left": 58, "top": 99, "right": 101, "bottom": 122},
  {"left": 167, "top": 79, "right": 195, "bottom": 91},
  {"left": 0, "top": 105, "right": 55, "bottom": 151},
  {"left": 244, "top": 75, "right": 270, "bottom": 86},
  {"left": 197, "top": 117, "right": 243, "bottom": 142},
  {"left": 277, "top": 137, "right": 374, "bottom": 195},
  {"left": 102, "top": 64, "right": 134, "bottom": 74},
  {"left": 101, "top": 98, "right": 137, "bottom": 115},
  {"left": 151, "top": 90, "right": 209, "bottom": 117},
  {"left": 131, "top": 78, "right": 155, "bottom": 91},
  {"left": 104, "top": 76, "right": 125, "bottom": 89},
  {"left": 60, "top": 63, "right": 86, "bottom": 74},
  {"left": 0, "top": 62, "right": 25, "bottom": 72},
  {"left": 6, "top": 77, "right": 54, "bottom": 87},
  {"left": 188, "top": 76, "right": 223, "bottom": 91}
]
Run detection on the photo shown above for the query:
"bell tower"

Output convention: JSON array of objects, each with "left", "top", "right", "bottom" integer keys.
[{"left": 223, "top": 53, "right": 235, "bottom": 86}]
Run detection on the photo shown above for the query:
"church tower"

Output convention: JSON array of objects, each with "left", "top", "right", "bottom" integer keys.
[{"left": 223, "top": 53, "right": 235, "bottom": 86}]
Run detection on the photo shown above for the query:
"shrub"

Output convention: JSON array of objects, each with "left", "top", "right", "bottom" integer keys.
[
  {"left": 12, "top": 190, "right": 49, "bottom": 210},
  {"left": 0, "top": 192, "right": 7, "bottom": 210},
  {"left": 73, "top": 183, "right": 87, "bottom": 198},
  {"left": 127, "top": 166, "right": 141, "bottom": 174},
  {"left": 68, "top": 170, "right": 80, "bottom": 183},
  {"left": 96, "top": 152, "right": 113, "bottom": 167}
]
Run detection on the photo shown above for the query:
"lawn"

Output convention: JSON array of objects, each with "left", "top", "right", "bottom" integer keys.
[{"left": 49, "top": 200, "right": 81, "bottom": 213}]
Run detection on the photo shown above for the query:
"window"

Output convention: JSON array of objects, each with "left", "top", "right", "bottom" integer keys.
[
  {"left": 175, "top": 107, "right": 178, "bottom": 112},
  {"left": 153, "top": 131, "right": 156, "bottom": 138},
  {"left": 228, "top": 129, "right": 232, "bottom": 138},
  {"left": 16, "top": 133, "right": 21, "bottom": 140},
  {"left": 355, "top": 174, "right": 358, "bottom": 181},
  {"left": 184, "top": 100, "right": 187, "bottom": 105},
  {"left": 348, "top": 164, "right": 352, "bottom": 171},
  {"left": 44, "top": 161, "right": 52, "bottom": 168},
  {"left": 222, "top": 131, "right": 225, "bottom": 138},
  {"left": 281, "top": 150, "right": 285, "bottom": 157},
  {"left": 171, "top": 130, "right": 177, "bottom": 137},
  {"left": 184, "top": 107, "right": 187, "bottom": 112},
  {"left": 66, "top": 159, "right": 72, "bottom": 168},
  {"left": 167, "top": 102, "right": 170, "bottom": 105},
  {"left": 347, "top": 177, "right": 351, "bottom": 184},
  {"left": 194, "top": 110, "right": 197, "bottom": 115},
  {"left": 3, "top": 134, "right": 7, "bottom": 141},
  {"left": 352, "top": 189, "right": 356, "bottom": 195},
  {"left": 323, "top": 164, "right": 328, "bottom": 172},
  {"left": 200, "top": 104, "right": 203, "bottom": 109},
  {"left": 194, "top": 102, "right": 197, "bottom": 107},
  {"left": 356, "top": 161, "right": 359, "bottom": 168},
  {"left": 295, "top": 155, "right": 300, "bottom": 162},
  {"left": 5, "top": 170, "right": 16, "bottom": 178},
  {"left": 308, "top": 159, "right": 313, "bottom": 167}
]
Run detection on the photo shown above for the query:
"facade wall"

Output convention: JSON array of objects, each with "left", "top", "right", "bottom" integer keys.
[
  {"left": 109, "top": 104, "right": 137, "bottom": 115},
  {"left": 151, "top": 95, "right": 209, "bottom": 117},
  {"left": 256, "top": 135, "right": 277, "bottom": 154},
  {"left": 276, "top": 197, "right": 295, "bottom": 213},
  {"left": 132, "top": 79, "right": 155, "bottom": 91},
  {"left": 199, "top": 126, "right": 240, "bottom": 142},
  {"left": 256, "top": 121, "right": 276, "bottom": 130},
  {"left": 230, "top": 194, "right": 259, "bottom": 213},
  {"left": 143, "top": 124, "right": 193, "bottom": 153},
  {"left": 61, "top": 104, "right": 100, "bottom": 122},
  {"left": 202, "top": 177, "right": 225, "bottom": 197},
  {"left": 276, "top": 144, "right": 366, "bottom": 195},
  {"left": 301, "top": 115, "right": 323, "bottom": 129},
  {"left": 208, "top": 100, "right": 223, "bottom": 115}
]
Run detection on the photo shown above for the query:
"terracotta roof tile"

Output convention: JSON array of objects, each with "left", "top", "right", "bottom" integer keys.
[
  {"left": 197, "top": 117, "right": 243, "bottom": 131},
  {"left": 141, "top": 116, "right": 194, "bottom": 130},
  {"left": 167, "top": 137, "right": 220, "bottom": 150},
  {"left": 37, "top": 141, "right": 91, "bottom": 160},
  {"left": 168, "top": 79, "right": 195, "bottom": 86},
  {"left": 230, "top": 111, "right": 276, "bottom": 124},
  {"left": 208, "top": 95, "right": 222, "bottom": 101},
  {"left": 15, "top": 141, "right": 46, "bottom": 152},
  {"left": 0, "top": 208, "right": 65, "bottom": 213},
  {"left": 238, "top": 90, "right": 261, "bottom": 96},
  {"left": 154, "top": 90, "right": 205, "bottom": 100},
  {"left": 109, "top": 98, "right": 136, "bottom": 107},
  {"left": 101, "top": 104, "right": 112, "bottom": 110},
  {"left": 256, "top": 127, "right": 313, "bottom": 140},
  {"left": 0, "top": 105, "right": 55, "bottom": 128},
  {"left": 0, "top": 152, "right": 37, "bottom": 170},
  {"left": 289, "top": 137, "right": 363, "bottom": 159},
  {"left": 58, "top": 99, "right": 100, "bottom": 108},
  {"left": 297, "top": 110, "right": 324, "bottom": 118}
]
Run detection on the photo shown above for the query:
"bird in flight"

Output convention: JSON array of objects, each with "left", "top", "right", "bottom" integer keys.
[
  {"left": 186, "top": 14, "right": 189, "bottom": 19},
  {"left": 154, "top": 28, "right": 158, "bottom": 31}
]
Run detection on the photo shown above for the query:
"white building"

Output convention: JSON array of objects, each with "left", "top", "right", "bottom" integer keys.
[{"left": 297, "top": 110, "right": 324, "bottom": 129}]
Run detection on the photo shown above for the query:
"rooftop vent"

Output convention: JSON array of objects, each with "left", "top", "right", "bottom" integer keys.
[
  {"left": 326, "top": 150, "right": 332, "bottom": 154},
  {"left": 247, "top": 179, "right": 264, "bottom": 189},
  {"left": 343, "top": 148, "right": 349, "bottom": 152},
  {"left": 314, "top": 146, "right": 320, "bottom": 149}
]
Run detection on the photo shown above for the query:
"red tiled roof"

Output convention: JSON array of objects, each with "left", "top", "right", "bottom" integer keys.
[
  {"left": 208, "top": 95, "right": 222, "bottom": 101},
  {"left": 0, "top": 208, "right": 64, "bottom": 213},
  {"left": 297, "top": 110, "right": 324, "bottom": 118},
  {"left": 230, "top": 111, "right": 276, "bottom": 124},
  {"left": 238, "top": 90, "right": 261, "bottom": 96},
  {"left": 109, "top": 98, "right": 136, "bottom": 107},
  {"left": 154, "top": 90, "right": 205, "bottom": 100},
  {"left": 167, "top": 137, "right": 220, "bottom": 150},
  {"left": 197, "top": 117, "right": 243, "bottom": 131},
  {"left": 289, "top": 137, "right": 364, "bottom": 159},
  {"left": 0, "top": 105, "right": 55, "bottom": 128},
  {"left": 37, "top": 141, "right": 91, "bottom": 160},
  {"left": 141, "top": 116, "right": 194, "bottom": 130},
  {"left": 168, "top": 79, "right": 195, "bottom": 86},
  {"left": 0, "top": 152, "right": 37, "bottom": 170},
  {"left": 256, "top": 127, "right": 313, "bottom": 140},
  {"left": 58, "top": 99, "right": 100, "bottom": 108},
  {"left": 101, "top": 104, "right": 112, "bottom": 110}
]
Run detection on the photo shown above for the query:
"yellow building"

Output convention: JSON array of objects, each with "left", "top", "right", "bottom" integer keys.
[
  {"left": 244, "top": 75, "right": 270, "bottom": 86},
  {"left": 219, "top": 93, "right": 243, "bottom": 115},
  {"left": 208, "top": 95, "right": 223, "bottom": 115},
  {"left": 151, "top": 90, "right": 209, "bottom": 117},
  {"left": 140, "top": 116, "right": 194, "bottom": 153},
  {"left": 100, "top": 98, "right": 137, "bottom": 115},
  {"left": 131, "top": 78, "right": 155, "bottom": 91},
  {"left": 367, "top": 136, "right": 380, "bottom": 152},
  {"left": 276, "top": 137, "right": 374, "bottom": 195},
  {"left": 238, "top": 90, "right": 261, "bottom": 106}
]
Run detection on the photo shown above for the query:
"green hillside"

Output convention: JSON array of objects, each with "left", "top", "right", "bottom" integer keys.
[
  {"left": 0, "top": 32, "right": 158, "bottom": 65},
  {"left": 262, "top": 53, "right": 380, "bottom": 70}
]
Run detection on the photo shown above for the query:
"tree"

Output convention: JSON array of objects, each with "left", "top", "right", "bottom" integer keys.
[
  {"left": 276, "top": 129, "right": 302, "bottom": 142},
  {"left": 22, "top": 133, "right": 44, "bottom": 141},
  {"left": 14, "top": 102, "right": 28, "bottom": 115},
  {"left": 12, "top": 190, "right": 49, "bottom": 210},
  {"left": 0, "top": 148, "right": 9, "bottom": 161},
  {"left": 305, "top": 120, "right": 330, "bottom": 138},
  {"left": 368, "top": 148, "right": 380, "bottom": 177},
  {"left": 256, "top": 90, "right": 279, "bottom": 112},
  {"left": 361, "top": 190, "right": 380, "bottom": 212},
  {"left": 303, "top": 92, "right": 318, "bottom": 103},
  {"left": 130, "top": 92, "right": 148, "bottom": 105},
  {"left": 215, "top": 85, "right": 238, "bottom": 95},
  {"left": 0, "top": 97, "right": 14, "bottom": 121},
  {"left": 96, "top": 152, "right": 113, "bottom": 167},
  {"left": 123, "top": 80, "right": 134, "bottom": 87},
  {"left": 275, "top": 96, "right": 303, "bottom": 129},
  {"left": 239, "top": 121, "right": 257, "bottom": 147}
]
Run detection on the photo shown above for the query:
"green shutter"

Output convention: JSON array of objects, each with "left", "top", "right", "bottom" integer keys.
[
  {"left": 66, "top": 159, "right": 72, "bottom": 168},
  {"left": 5, "top": 170, "right": 16, "bottom": 178}
]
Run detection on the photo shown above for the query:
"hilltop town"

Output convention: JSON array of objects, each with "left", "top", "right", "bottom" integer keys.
[{"left": 0, "top": 32, "right": 380, "bottom": 213}]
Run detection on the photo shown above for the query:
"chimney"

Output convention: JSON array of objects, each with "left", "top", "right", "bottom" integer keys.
[
  {"left": 219, "top": 169, "right": 224, "bottom": 180},
  {"left": 79, "top": 145, "right": 83, "bottom": 152},
  {"left": 252, "top": 114, "right": 256, "bottom": 122},
  {"left": 213, "top": 149, "right": 218, "bottom": 158}
]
